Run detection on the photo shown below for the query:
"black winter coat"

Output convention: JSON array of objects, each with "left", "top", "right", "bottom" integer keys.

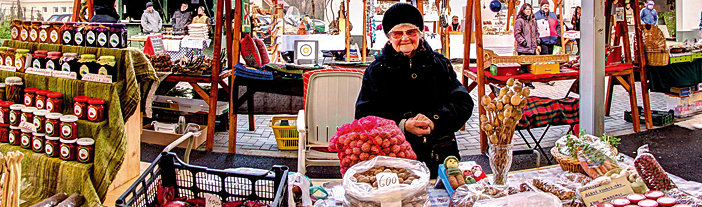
[{"left": 355, "top": 39, "right": 474, "bottom": 172}]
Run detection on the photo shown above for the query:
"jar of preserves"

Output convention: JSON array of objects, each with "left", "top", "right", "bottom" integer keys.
[
  {"left": 87, "top": 98, "right": 105, "bottom": 122},
  {"left": 0, "top": 101, "right": 11, "bottom": 124},
  {"left": 35, "top": 90, "right": 49, "bottom": 109},
  {"left": 76, "top": 138, "right": 94, "bottom": 163},
  {"left": 10, "top": 20, "right": 21, "bottom": 40},
  {"left": 78, "top": 54, "right": 97, "bottom": 76},
  {"left": 0, "top": 84, "right": 5, "bottom": 101},
  {"left": 59, "top": 138, "right": 77, "bottom": 161},
  {"left": 46, "top": 52, "right": 62, "bottom": 71},
  {"left": 5, "top": 48, "right": 15, "bottom": 67},
  {"left": 60, "top": 115, "right": 78, "bottom": 140},
  {"left": 23, "top": 87, "right": 38, "bottom": 107},
  {"left": 0, "top": 124, "right": 9, "bottom": 143},
  {"left": 85, "top": 23, "right": 98, "bottom": 47},
  {"left": 45, "top": 136, "right": 60, "bottom": 157},
  {"left": 21, "top": 107, "right": 36, "bottom": 125},
  {"left": 32, "top": 132, "right": 45, "bottom": 152},
  {"left": 60, "top": 53, "right": 78, "bottom": 73},
  {"left": 8, "top": 126, "right": 20, "bottom": 145},
  {"left": 61, "top": 22, "right": 75, "bottom": 46},
  {"left": 74, "top": 23, "right": 86, "bottom": 46},
  {"left": 20, "top": 21, "right": 30, "bottom": 41},
  {"left": 33, "top": 109, "right": 48, "bottom": 133},
  {"left": 97, "top": 24, "right": 110, "bottom": 48},
  {"left": 15, "top": 49, "right": 30, "bottom": 72},
  {"left": 45, "top": 112, "right": 61, "bottom": 137},
  {"left": 20, "top": 128, "right": 32, "bottom": 149},
  {"left": 97, "top": 56, "right": 115, "bottom": 77},
  {"left": 31, "top": 50, "right": 47, "bottom": 69},
  {"left": 39, "top": 22, "right": 50, "bottom": 43},
  {"left": 110, "top": 23, "right": 128, "bottom": 48},
  {"left": 73, "top": 96, "right": 89, "bottom": 119},
  {"left": 9, "top": 104, "right": 24, "bottom": 127},
  {"left": 0, "top": 47, "right": 7, "bottom": 66},
  {"left": 5, "top": 77, "right": 23, "bottom": 104},
  {"left": 29, "top": 21, "right": 41, "bottom": 42},
  {"left": 49, "top": 22, "right": 62, "bottom": 44},
  {"left": 46, "top": 92, "right": 63, "bottom": 113}
]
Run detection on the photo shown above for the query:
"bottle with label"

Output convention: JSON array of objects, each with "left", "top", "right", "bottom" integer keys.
[
  {"left": 85, "top": 23, "right": 97, "bottom": 47},
  {"left": 61, "top": 22, "right": 75, "bottom": 46},
  {"left": 46, "top": 52, "right": 62, "bottom": 71},
  {"left": 4, "top": 48, "right": 15, "bottom": 67},
  {"left": 110, "top": 23, "right": 128, "bottom": 48},
  {"left": 10, "top": 20, "right": 21, "bottom": 40},
  {"left": 78, "top": 54, "right": 97, "bottom": 77},
  {"left": 73, "top": 23, "right": 85, "bottom": 47},
  {"left": 31, "top": 50, "right": 47, "bottom": 69},
  {"left": 14, "top": 49, "right": 30, "bottom": 72}
]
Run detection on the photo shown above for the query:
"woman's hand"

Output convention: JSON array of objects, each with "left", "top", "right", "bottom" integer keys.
[
  {"left": 405, "top": 113, "right": 435, "bottom": 137},
  {"left": 536, "top": 46, "right": 542, "bottom": 54}
]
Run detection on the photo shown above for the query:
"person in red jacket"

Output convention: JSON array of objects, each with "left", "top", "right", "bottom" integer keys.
[{"left": 448, "top": 16, "right": 461, "bottom": 32}]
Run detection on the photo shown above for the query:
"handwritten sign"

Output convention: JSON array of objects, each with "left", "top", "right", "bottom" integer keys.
[
  {"left": 81, "top": 74, "right": 113, "bottom": 84},
  {"left": 150, "top": 36, "right": 165, "bottom": 55},
  {"left": 376, "top": 172, "right": 400, "bottom": 189},
  {"left": 26, "top": 68, "right": 53, "bottom": 76},
  {"left": 204, "top": 193, "right": 222, "bottom": 207},
  {"left": 19, "top": 122, "right": 36, "bottom": 132},
  {"left": 0, "top": 65, "right": 17, "bottom": 72},
  {"left": 52, "top": 71, "right": 77, "bottom": 80},
  {"left": 579, "top": 176, "right": 634, "bottom": 207}
]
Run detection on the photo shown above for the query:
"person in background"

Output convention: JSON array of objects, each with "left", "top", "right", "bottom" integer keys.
[
  {"left": 571, "top": 6, "right": 581, "bottom": 55},
  {"left": 535, "top": 0, "right": 561, "bottom": 55},
  {"left": 191, "top": 6, "right": 209, "bottom": 24},
  {"left": 514, "top": 3, "right": 540, "bottom": 89},
  {"left": 355, "top": 3, "right": 474, "bottom": 177},
  {"left": 90, "top": 0, "right": 119, "bottom": 23},
  {"left": 171, "top": 3, "right": 193, "bottom": 32},
  {"left": 640, "top": 1, "right": 658, "bottom": 25},
  {"left": 448, "top": 15, "right": 461, "bottom": 31},
  {"left": 141, "top": 2, "right": 162, "bottom": 34}
]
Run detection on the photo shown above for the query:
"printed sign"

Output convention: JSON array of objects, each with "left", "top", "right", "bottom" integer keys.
[
  {"left": 26, "top": 68, "right": 53, "bottom": 76},
  {"left": 82, "top": 74, "right": 113, "bottom": 84},
  {"left": 52, "top": 71, "right": 78, "bottom": 80},
  {"left": 0, "top": 65, "right": 17, "bottom": 72},
  {"left": 579, "top": 176, "right": 634, "bottom": 207},
  {"left": 376, "top": 172, "right": 400, "bottom": 189},
  {"left": 149, "top": 36, "right": 165, "bottom": 55}
]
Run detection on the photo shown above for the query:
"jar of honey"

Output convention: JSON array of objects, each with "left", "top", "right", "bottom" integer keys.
[
  {"left": 14, "top": 49, "right": 30, "bottom": 72},
  {"left": 29, "top": 21, "right": 42, "bottom": 42},
  {"left": 0, "top": 47, "right": 7, "bottom": 66},
  {"left": 49, "top": 22, "right": 62, "bottom": 44},
  {"left": 10, "top": 20, "right": 21, "bottom": 40},
  {"left": 20, "top": 21, "right": 30, "bottom": 42},
  {"left": 39, "top": 22, "right": 50, "bottom": 43},
  {"left": 5, "top": 48, "right": 15, "bottom": 67}
]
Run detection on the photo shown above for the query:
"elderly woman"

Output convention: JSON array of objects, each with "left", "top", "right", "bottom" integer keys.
[
  {"left": 355, "top": 3, "right": 474, "bottom": 177},
  {"left": 192, "top": 6, "right": 209, "bottom": 24}
]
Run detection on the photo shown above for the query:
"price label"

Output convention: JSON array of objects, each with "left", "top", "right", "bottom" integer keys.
[
  {"left": 204, "top": 193, "right": 222, "bottom": 207},
  {"left": 376, "top": 172, "right": 400, "bottom": 189},
  {"left": 52, "top": 71, "right": 77, "bottom": 79},
  {"left": 0, "top": 65, "right": 16, "bottom": 72},
  {"left": 19, "top": 122, "right": 36, "bottom": 132},
  {"left": 26, "top": 68, "right": 53, "bottom": 76},
  {"left": 81, "top": 74, "right": 113, "bottom": 83}
]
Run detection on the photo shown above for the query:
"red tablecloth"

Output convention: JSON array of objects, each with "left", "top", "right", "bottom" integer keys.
[
  {"left": 468, "top": 63, "right": 634, "bottom": 82},
  {"left": 517, "top": 96, "right": 580, "bottom": 129}
]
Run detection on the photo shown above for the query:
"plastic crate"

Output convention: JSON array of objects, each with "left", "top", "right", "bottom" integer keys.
[
  {"left": 115, "top": 152, "right": 288, "bottom": 207},
  {"left": 270, "top": 115, "right": 299, "bottom": 150},
  {"left": 624, "top": 107, "right": 674, "bottom": 126}
]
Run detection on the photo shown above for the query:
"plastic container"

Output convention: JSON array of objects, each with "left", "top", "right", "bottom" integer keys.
[
  {"left": 46, "top": 92, "right": 63, "bottom": 113},
  {"left": 8, "top": 126, "right": 20, "bottom": 145},
  {"left": 46, "top": 52, "right": 62, "bottom": 71},
  {"left": 270, "top": 115, "right": 298, "bottom": 150},
  {"left": 31, "top": 50, "right": 48, "bottom": 69},
  {"left": 61, "top": 22, "right": 75, "bottom": 46},
  {"left": 657, "top": 197, "right": 677, "bottom": 207},
  {"left": 59, "top": 138, "right": 77, "bottom": 161},
  {"left": 10, "top": 20, "right": 21, "bottom": 40},
  {"left": 45, "top": 112, "right": 62, "bottom": 137},
  {"left": 115, "top": 152, "right": 289, "bottom": 207},
  {"left": 45, "top": 136, "right": 60, "bottom": 157},
  {"left": 32, "top": 132, "right": 45, "bottom": 153},
  {"left": 87, "top": 98, "right": 105, "bottom": 122},
  {"left": 15, "top": 49, "right": 30, "bottom": 72},
  {"left": 76, "top": 138, "right": 94, "bottom": 163},
  {"left": 60, "top": 115, "right": 79, "bottom": 140},
  {"left": 33, "top": 109, "right": 48, "bottom": 133},
  {"left": 628, "top": 193, "right": 647, "bottom": 204},
  {"left": 638, "top": 200, "right": 659, "bottom": 207},
  {"left": 611, "top": 198, "right": 631, "bottom": 207},
  {"left": 646, "top": 191, "right": 665, "bottom": 200},
  {"left": 73, "top": 96, "right": 90, "bottom": 119}
]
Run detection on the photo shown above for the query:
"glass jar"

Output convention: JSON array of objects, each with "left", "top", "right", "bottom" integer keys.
[
  {"left": 60, "top": 53, "right": 78, "bottom": 73},
  {"left": 46, "top": 92, "right": 63, "bottom": 113},
  {"left": 97, "top": 24, "right": 111, "bottom": 48},
  {"left": 73, "top": 96, "right": 89, "bottom": 119},
  {"left": 33, "top": 109, "right": 48, "bottom": 133},
  {"left": 8, "top": 126, "right": 20, "bottom": 145},
  {"left": 87, "top": 98, "right": 105, "bottom": 122},
  {"left": 46, "top": 52, "right": 62, "bottom": 71},
  {"left": 0, "top": 124, "right": 9, "bottom": 143},
  {"left": 97, "top": 56, "right": 115, "bottom": 77},
  {"left": 0, "top": 47, "right": 7, "bottom": 66},
  {"left": 45, "top": 112, "right": 62, "bottom": 137},
  {"left": 20, "top": 21, "right": 30, "bottom": 41},
  {"left": 110, "top": 23, "right": 128, "bottom": 48},
  {"left": 45, "top": 136, "right": 60, "bottom": 157},
  {"left": 15, "top": 49, "right": 30, "bottom": 72},
  {"left": 73, "top": 23, "right": 86, "bottom": 47},
  {"left": 35, "top": 90, "right": 49, "bottom": 109},
  {"left": 10, "top": 20, "right": 21, "bottom": 40},
  {"left": 78, "top": 54, "right": 97, "bottom": 76},
  {"left": 76, "top": 138, "right": 94, "bottom": 163},
  {"left": 59, "top": 138, "right": 77, "bottom": 161},
  {"left": 49, "top": 22, "right": 62, "bottom": 44},
  {"left": 61, "top": 22, "right": 75, "bottom": 46},
  {"left": 0, "top": 101, "right": 10, "bottom": 124},
  {"left": 60, "top": 115, "right": 78, "bottom": 140},
  {"left": 31, "top": 50, "right": 47, "bottom": 69},
  {"left": 32, "top": 132, "right": 45, "bottom": 153},
  {"left": 23, "top": 87, "right": 38, "bottom": 107},
  {"left": 39, "top": 22, "right": 50, "bottom": 43},
  {"left": 5, "top": 48, "right": 15, "bottom": 67},
  {"left": 5, "top": 77, "right": 23, "bottom": 104},
  {"left": 21, "top": 107, "right": 36, "bottom": 125},
  {"left": 85, "top": 23, "right": 97, "bottom": 47},
  {"left": 9, "top": 104, "right": 24, "bottom": 127},
  {"left": 0, "top": 84, "right": 4, "bottom": 101},
  {"left": 20, "top": 128, "right": 32, "bottom": 149},
  {"left": 29, "top": 21, "right": 41, "bottom": 42}
]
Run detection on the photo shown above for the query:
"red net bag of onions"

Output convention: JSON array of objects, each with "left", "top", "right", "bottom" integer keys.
[{"left": 329, "top": 116, "right": 417, "bottom": 175}]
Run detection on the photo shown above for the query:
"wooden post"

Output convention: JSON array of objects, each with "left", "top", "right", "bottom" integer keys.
[
  {"left": 362, "top": 0, "right": 367, "bottom": 62},
  {"left": 462, "top": 0, "right": 474, "bottom": 94},
  {"left": 72, "top": 0, "right": 81, "bottom": 21},
  {"left": 472, "top": 0, "right": 489, "bottom": 154},
  {"left": 229, "top": 0, "right": 242, "bottom": 154},
  {"left": 557, "top": 0, "right": 566, "bottom": 50},
  {"left": 345, "top": 0, "right": 351, "bottom": 62},
  {"left": 208, "top": 0, "right": 225, "bottom": 151},
  {"left": 631, "top": 0, "right": 653, "bottom": 129},
  {"left": 87, "top": 0, "right": 94, "bottom": 21},
  {"left": 506, "top": 0, "right": 514, "bottom": 31}
]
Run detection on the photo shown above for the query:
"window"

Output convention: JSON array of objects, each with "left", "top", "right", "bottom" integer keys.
[
  {"left": 61, "top": 7, "right": 66, "bottom": 13},
  {"left": 43, "top": 7, "right": 47, "bottom": 13},
  {"left": 54, "top": 7, "right": 58, "bottom": 13},
  {"left": 68, "top": 7, "right": 72, "bottom": 13}
]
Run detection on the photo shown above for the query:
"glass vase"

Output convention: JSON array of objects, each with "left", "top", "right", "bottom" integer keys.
[{"left": 489, "top": 143, "right": 513, "bottom": 187}]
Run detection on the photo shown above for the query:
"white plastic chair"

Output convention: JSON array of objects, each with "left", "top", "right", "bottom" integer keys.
[{"left": 296, "top": 70, "right": 363, "bottom": 174}]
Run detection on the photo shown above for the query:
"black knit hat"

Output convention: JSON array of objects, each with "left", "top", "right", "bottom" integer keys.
[{"left": 382, "top": 3, "right": 424, "bottom": 36}]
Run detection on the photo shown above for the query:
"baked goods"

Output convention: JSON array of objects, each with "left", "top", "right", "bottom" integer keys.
[{"left": 531, "top": 178, "right": 576, "bottom": 200}]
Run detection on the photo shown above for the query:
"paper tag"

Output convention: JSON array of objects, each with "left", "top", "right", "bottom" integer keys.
[
  {"left": 376, "top": 172, "right": 400, "bottom": 189},
  {"left": 0, "top": 65, "right": 16, "bottom": 72},
  {"left": 81, "top": 74, "right": 113, "bottom": 83},
  {"left": 204, "top": 193, "right": 222, "bottom": 207},
  {"left": 508, "top": 195, "right": 529, "bottom": 207},
  {"left": 26, "top": 67, "right": 53, "bottom": 76},
  {"left": 19, "top": 122, "right": 36, "bottom": 132},
  {"left": 52, "top": 71, "right": 77, "bottom": 79},
  {"left": 579, "top": 176, "right": 634, "bottom": 207}
]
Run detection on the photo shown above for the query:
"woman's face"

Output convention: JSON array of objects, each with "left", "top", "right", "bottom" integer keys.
[
  {"left": 524, "top": 6, "right": 532, "bottom": 16},
  {"left": 576, "top": 7, "right": 581, "bottom": 15},
  {"left": 541, "top": 4, "right": 549, "bottom": 13},
  {"left": 389, "top": 24, "right": 422, "bottom": 57},
  {"left": 198, "top": 8, "right": 204, "bottom": 15}
]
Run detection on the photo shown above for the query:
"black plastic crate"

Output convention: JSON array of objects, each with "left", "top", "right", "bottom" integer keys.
[
  {"left": 624, "top": 106, "right": 674, "bottom": 126},
  {"left": 115, "top": 152, "right": 288, "bottom": 207}
]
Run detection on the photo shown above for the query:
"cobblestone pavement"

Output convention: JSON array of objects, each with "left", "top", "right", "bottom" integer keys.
[{"left": 200, "top": 67, "right": 676, "bottom": 158}]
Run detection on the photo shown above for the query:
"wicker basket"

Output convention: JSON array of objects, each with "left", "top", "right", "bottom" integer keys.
[
  {"left": 483, "top": 49, "right": 570, "bottom": 69},
  {"left": 645, "top": 50, "right": 670, "bottom": 66},
  {"left": 551, "top": 146, "right": 619, "bottom": 174}
]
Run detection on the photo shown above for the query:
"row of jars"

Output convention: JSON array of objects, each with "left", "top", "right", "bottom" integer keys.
[
  {"left": 21, "top": 88, "right": 107, "bottom": 122},
  {"left": 0, "top": 125, "right": 94, "bottom": 163},
  {"left": 10, "top": 20, "right": 128, "bottom": 49},
  {"left": 0, "top": 48, "right": 116, "bottom": 78}
]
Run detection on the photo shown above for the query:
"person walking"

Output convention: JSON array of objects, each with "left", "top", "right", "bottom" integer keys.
[
  {"left": 141, "top": 2, "right": 162, "bottom": 34},
  {"left": 640, "top": 1, "right": 658, "bottom": 25},
  {"left": 171, "top": 3, "right": 193, "bottom": 33},
  {"left": 534, "top": 0, "right": 561, "bottom": 55},
  {"left": 572, "top": 6, "right": 581, "bottom": 55},
  {"left": 514, "top": 3, "right": 539, "bottom": 89}
]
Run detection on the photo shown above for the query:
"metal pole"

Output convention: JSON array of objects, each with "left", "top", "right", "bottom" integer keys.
[{"left": 580, "top": 0, "right": 605, "bottom": 135}]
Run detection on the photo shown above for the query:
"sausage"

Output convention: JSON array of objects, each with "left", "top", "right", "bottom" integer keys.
[
  {"left": 54, "top": 194, "right": 84, "bottom": 207},
  {"left": 30, "top": 193, "right": 68, "bottom": 207}
]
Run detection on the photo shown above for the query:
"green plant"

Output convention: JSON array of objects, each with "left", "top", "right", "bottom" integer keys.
[
  {"left": 0, "top": 20, "right": 11, "bottom": 39},
  {"left": 599, "top": 133, "right": 621, "bottom": 148}
]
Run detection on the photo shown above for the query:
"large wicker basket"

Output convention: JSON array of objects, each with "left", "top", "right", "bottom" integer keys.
[
  {"left": 645, "top": 50, "right": 670, "bottom": 66},
  {"left": 551, "top": 146, "right": 619, "bottom": 174}
]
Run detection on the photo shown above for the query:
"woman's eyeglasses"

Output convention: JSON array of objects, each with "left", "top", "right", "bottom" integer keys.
[{"left": 390, "top": 29, "right": 420, "bottom": 39}]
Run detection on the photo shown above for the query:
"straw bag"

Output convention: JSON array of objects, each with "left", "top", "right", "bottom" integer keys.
[{"left": 640, "top": 24, "right": 669, "bottom": 66}]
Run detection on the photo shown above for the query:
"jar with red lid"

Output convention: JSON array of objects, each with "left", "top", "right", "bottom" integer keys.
[
  {"left": 23, "top": 88, "right": 38, "bottom": 107},
  {"left": 59, "top": 138, "right": 77, "bottom": 161},
  {"left": 45, "top": 112, "right": 61, "bottom": 137},
  {"left": 0, "top": 101, "right": 13, "bottom": 124},
  {"left": 657, "top": 197, "right": 677, "bottom": 207},
  {"left": 0, "top": 124, "right": 9, "bottom": 142},
  {"left": 20, "top": 128, "right": 32, "bottom": 149},
  {"left": 87, "top": 98, "right": 105, "bottom": 122},
  {"left": 46, "top": 92, "right": 63, "bottom": 113},
  {"left": 628, "top": 193, "right": 647, "bottom": 204},
  {"left": 73, "top": 96, "right": 89, "bottom": 119},
  {"left": 8, "top": 126, "right": 20, "bottom": 145},
  {"left": 9, "top": 104, "right": 24, "bottom": 126},
  {"left": 646, "top": 191, "right": 665, "bottom": 200},
  {"left": 45, "top": 136, "right": 60, "bottom": 157},
  {"left": 611, "top": 198, "right": 631, "bottom": 207},
  {"left": 32, "top": 132, "right": 45, "bottom": 153},
  {"left": 638, "top": 199, "right": 659, "bottom": 207},
  {"left": 21, "top": 107, "right": 36, "bottom": 125},
  {"left": 77, "top": 138, "right": 94, "bottom": 163},
  {"left": 35, "top": 90, "right": 49, "bottom": 109},
  {"left": 60, "top": 115, "right": 78, "bottom": 140},
  {"left": 33, "top": 109, "right": 48, "bottom": 133}
]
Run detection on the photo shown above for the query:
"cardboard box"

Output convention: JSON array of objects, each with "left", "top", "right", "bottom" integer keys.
[
  {"left": 670, "top": 86, "right": 694, "bottom": 97},
  {"left": 152, "top": 95, "right": 229, "bottom": 115},
  {"left": 141, "top": 123, "right": 207, "bottom": 149},
  {"left": 529, "top": 62, "right": 560, "bottom": 75}
]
